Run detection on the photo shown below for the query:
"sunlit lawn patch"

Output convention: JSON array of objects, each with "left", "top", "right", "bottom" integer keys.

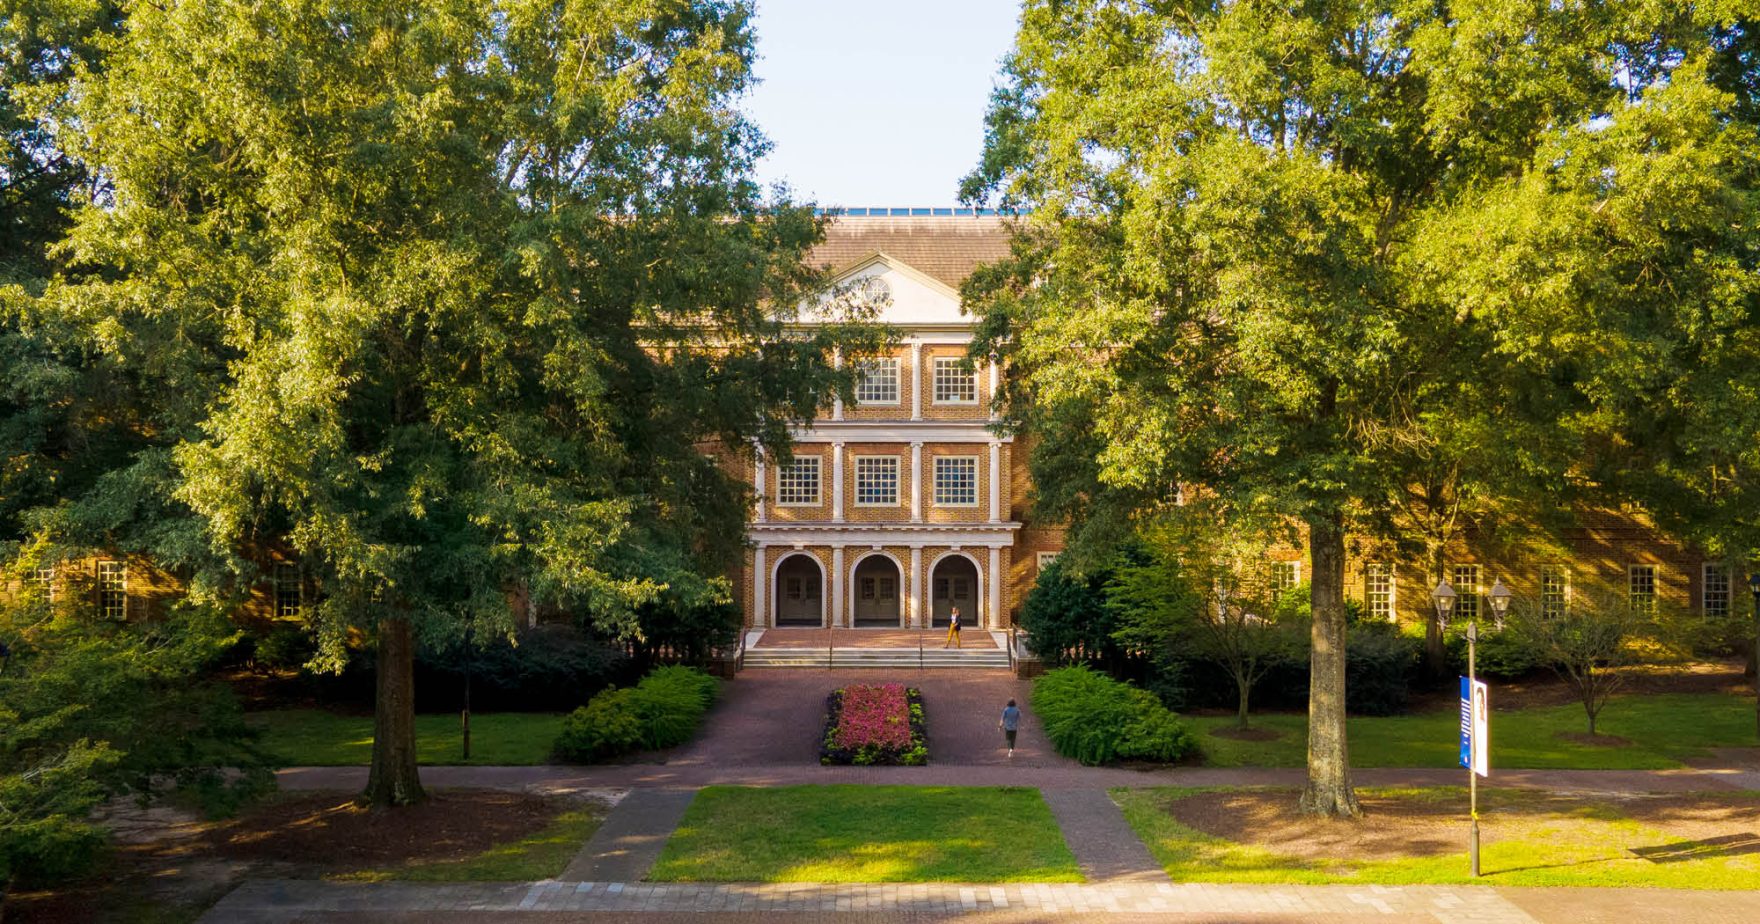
[
  {"left": 1189, "top": 693, "right": 1754, "bottom": 770},
  {"left": 1116, "top": 786, "right": 1760, "bottom": 889},
  {"left": 650, "top": 785, "right": 1081, "bottom": 882},
  {"left": 248, "top": 710, "right": 564, "bottom": 765}
]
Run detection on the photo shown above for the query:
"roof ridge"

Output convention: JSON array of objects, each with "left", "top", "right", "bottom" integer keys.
[{"left": 812, "top": 207, "right": 1019, "bottom": 217}]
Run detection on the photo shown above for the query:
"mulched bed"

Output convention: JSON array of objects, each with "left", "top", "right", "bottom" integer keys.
[
  {"left": 167, "top": 789, "right": 565, "bottom": 868},
  {"left": 1162, "top": 788, "right": 1760, "bottom": 864},
  {"left": 6, "top": 790, "right": 570, "bottom": 924}
]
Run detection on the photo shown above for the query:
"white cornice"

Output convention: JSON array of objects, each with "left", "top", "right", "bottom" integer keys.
[
  {"left": 750, "top": 522, "right": 1022, "bottom": 549},
  {"left": 791, "top": 420, "right": 1009, "bottom": 443}
]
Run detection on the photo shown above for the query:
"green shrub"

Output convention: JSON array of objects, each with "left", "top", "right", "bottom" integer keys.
[
  {"left": 629, "top": 666, "right": 720, "bottom": 750},
  {"left": 1344, "top": 630, "right": 1422, "bottom": 716},
  {"left": 553, "top": 666, "right": 718, "bottom": 762},
  {"left": 554, "top": 687, "right": 644, "bottom": 762},
  {"left": 1032, "top": 665, "right": 1196, "bottom": 765}
]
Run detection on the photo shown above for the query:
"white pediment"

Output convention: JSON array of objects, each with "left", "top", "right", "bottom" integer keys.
[{"left": 796, "top": 253, "right": 971, "bottom": 328}]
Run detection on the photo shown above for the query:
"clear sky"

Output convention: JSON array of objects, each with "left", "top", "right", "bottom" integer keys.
[{"left": 743, "top": 0, "right": 1022, "bottom": 207}]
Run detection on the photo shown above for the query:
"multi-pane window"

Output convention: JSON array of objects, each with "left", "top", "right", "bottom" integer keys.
[
  {"left": 96, "top": 560, "right": 127, "bottom": 620},
  {"left": 854, "top": 358, "right": 899, "bottom": 404},
  {"left": 859, "top": 576, "right": 897, "bottom": 600},
  {"left": 274, "top": 563, "right": 303, "bottom": 619},
  {"left": 1452, "top": 564, "right": 1482, "bottom": 623},
  {"left": 854, "top": 456, "right": 899, "bottom": 506},
  {"left": 1270, "top": 561, "right": 1301, "bottom": 596},
  {"left": 1364, "top": 563, "right": 1395, "bottom": 621},
  {"left": 1629, "top": 565, "right": 1658, "bottom": 614},
  {"left": 28, "top": 565, "right": 54, "bottom": 600},
  {"left": 932, "top": 357, "right": 978, "bottom": 404},
  {"left": 1037, "top": 551, "right": 1059, "bottom": 570},
  {"left": 777, "top": 456, "right": 821, "bottom": 505},
  {"left": 933, "top": 456, "right": 978, "bottom": 506},
  {"left": 1703, "top": 563, "right": 1731, "bottom": 617},
  {"left": 1541, "top": 565, "right": 1570, "bottom": 620}
]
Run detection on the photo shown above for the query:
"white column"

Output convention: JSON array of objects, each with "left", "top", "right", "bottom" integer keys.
[
  {"left": 830, "top": 545, "right": 846, "bottom": 628},
  {"left": 753, "top": 544, "right": 767, "bottom": 627},
  {"left": 988, "top": 358, "right": 1000, "bottom": 420},
  {"left": 988, "top": 546, "right": 1003, "bottom": 629},
  {"left": 754, "top": 450, "right": 767, "bottom": 524},
  {"left": 909, "top": 546, "right": 923, "bottom": 629},
  {"left": 832, "top": 442, "right": 846, "bottom": 522},
  {"left": 910, "top": 441, "right": 924, "bottom": 522},
  {"left": 911, "top": 343, "right": 923, "bottom": 420},
  {"left": 988, "top": 441, "right": 1003, "bottom": 524},
  {"left": 833, "top": 348, "right": 844, "bottom": 421}
]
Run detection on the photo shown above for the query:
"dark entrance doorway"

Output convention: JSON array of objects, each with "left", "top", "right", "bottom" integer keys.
[
  {"left": 930, "top": 555, "right": 979, "bottom": 627},
  {"left": 773, "top": 553, "right": 824, "bottom": 626},
  {"left": 851, "top": 555, "right": 902, "bottom": 627}
]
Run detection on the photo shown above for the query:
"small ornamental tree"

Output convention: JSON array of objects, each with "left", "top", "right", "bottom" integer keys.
[{"left": 1512, "top": 595, "right": 1686, "bottom": 737}]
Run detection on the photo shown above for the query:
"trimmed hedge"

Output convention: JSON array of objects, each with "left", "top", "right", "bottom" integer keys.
[
  {"left": 554, "top": 665, "right": 719, "bottom": 762},
  {"left": 1031, "top": 665, "right": 1197, "bottom": 765}
]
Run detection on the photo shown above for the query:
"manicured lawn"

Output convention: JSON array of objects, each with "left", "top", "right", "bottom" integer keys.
[
  {"left": 1116, "top": 786, "right": 1760, "bottom": 889},
  {"left": 1190, "top": 693, "right": 1755, "bottom": 770},
  {"left": 649, "top": 785, "right": 1082, "bottom": 882},
  {"left": 336, "top": 804, "right": 606, "bottom": 882},
  {"left": 249, "top": 710, "right": 564, "bottom": 765}
]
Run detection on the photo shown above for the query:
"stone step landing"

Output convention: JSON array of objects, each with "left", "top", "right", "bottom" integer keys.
[{"left": 743, "top": 648, "right": 1010, "bottom": 669}]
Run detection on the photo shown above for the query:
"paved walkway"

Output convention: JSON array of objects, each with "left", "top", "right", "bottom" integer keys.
[
  {"left": 276, "top": 762, "right": 1759, "bottom": 795},
  {"left": 201, "top": 879, "right": 1553, "bottom": 922},
  {"left": 561, "top": 790, "right": 697, "bottom": 882},
  {"left": 1042, "top": 790, "right": 1169, "bottom": 884}
]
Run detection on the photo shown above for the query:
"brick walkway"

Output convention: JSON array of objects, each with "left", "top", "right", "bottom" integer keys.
[
  {"left": 275, "top": 763, "right": 1756, "bottom": 795},
  {"left": 201, "top": 879, "right": 1549, "bottom": 922}
]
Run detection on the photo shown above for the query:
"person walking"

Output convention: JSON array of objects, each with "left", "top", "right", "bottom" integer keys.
[
  {"left": 999, "top": 699, "right": 1021, "bottom": 758},
  {"left": 943, "top": 605, "right": 962, "bottom": 648}
]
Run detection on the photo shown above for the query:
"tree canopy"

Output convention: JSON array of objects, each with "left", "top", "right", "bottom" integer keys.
[{"left": 965, "top": 0, "right": 1759, "bottom": 815}]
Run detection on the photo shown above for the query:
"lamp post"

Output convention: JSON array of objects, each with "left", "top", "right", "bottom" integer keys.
[
  {"left": 1749, "top": 573, "right": 1760, "bottom": 740},
  {"left": 1436, "top": 577, "right": 1509, "bottom": 878}
]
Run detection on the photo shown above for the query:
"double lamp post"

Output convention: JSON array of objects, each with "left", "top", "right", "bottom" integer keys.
[{"left": 1432, "top": 575, "right": 1510, "bottom": 879}]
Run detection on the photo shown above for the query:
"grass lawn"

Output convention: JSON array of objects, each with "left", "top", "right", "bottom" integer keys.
[
  {"left": 1116, "top": 786, "right": 1760, "bottom": 889},
  {"left": 249, "top": 710, "right": 564, "bottom": 765},
  {"left": 1190, "top": 693, "right": 1754, "bottom": 769},
  {"left": 335, "top": 803, "right": 606, "bottom": 882},
  {"left": 649, "top": 785, "right": 1082, "bottom": 882}
]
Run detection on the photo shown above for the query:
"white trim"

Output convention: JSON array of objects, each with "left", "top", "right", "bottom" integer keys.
[
  {"left": 852, "top": 454, "right": 901, "bottom": 507},
  {"left": 832, "top": 443, "right": 846, "bottom": 521},
  {"left": 827, "top": 251, "right": 963, "bottom": 301},
  {"left": 910, "top": 345, "right": 923, "bottom": 420},
  {"left": 769, "top": 549, "right": 827, "bottom": 628},
  {"left": 1036, "top": 551, "right": 1059, "bottom": 569},
  {"left": 931, "top": 455, "right": 981, "bottom": 507},
  {"left": 748, "top": 523, "right": 1021, "bottom": 549},
  {"left": 849, "top": 550, "right": 906, "bottom": 628},
  {"left": 753, "top": 450, "right": 767, "bottom": 523},
  {"left": 909, "top": 546, "right": 924, "bottom": 628},
  {"left": 910, "top": 442, "right": 924, "bottom": 521},
  {"left": 830, "top": 546, "right": 846, "bottom": 627},
  {"left": 928, "top": 549, "right": 986, "bottom": 628},
  {"left": 791, "top": 421, "right": 1014, "bottom": 443},
  {"left": 754, "top": 545, "right": 767, "bottom": 627}
]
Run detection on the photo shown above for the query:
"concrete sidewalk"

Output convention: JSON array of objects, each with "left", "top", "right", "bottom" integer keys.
[{"left": 276, "top": 762, "right": 1760, "bottom": 795}]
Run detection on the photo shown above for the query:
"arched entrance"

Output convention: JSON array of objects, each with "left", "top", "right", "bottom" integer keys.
[
  {"left": 773, "top": 553, "right": 824, "bottom": 626},
  {"left": 930, "top": 554, "right": 980, "bottom": 627},
  {"left": 851, "top": 554, "right": 902, "bottom": 627}
]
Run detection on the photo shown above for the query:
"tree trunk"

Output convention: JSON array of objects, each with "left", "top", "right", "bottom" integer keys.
[
  {"left": 1235, "top": 672, "right": 1251, "bottom": 730},
  {"left": 1300, "top": 512, "right": 1360, "bottom": 818},
  {"left": 1424, "top": 545, "right": 1447, "bottom": 678},
  {"left": 363, "top": 615, "right": 425, "bottom": 807}
]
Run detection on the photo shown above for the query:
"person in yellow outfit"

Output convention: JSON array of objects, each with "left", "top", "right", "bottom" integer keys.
[{"left": 944, "top": 606, "right": 962, "bottom": 648}]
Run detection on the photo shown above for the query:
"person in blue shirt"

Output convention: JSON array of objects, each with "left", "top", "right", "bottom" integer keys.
[{"left": 999, "top": 698, "right": 1021, "bottom": 758}]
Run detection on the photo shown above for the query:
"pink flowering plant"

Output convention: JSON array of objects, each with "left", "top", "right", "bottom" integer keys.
[{"left": 819, "top": 683, "right": 927, "bottom": 765}]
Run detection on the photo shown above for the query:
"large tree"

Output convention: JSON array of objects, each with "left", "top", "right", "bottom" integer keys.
[
  {"left": 963, "top": 1, "right": 1753, "bottom": 816},
  {"left": 28, "top": 0, "right": 875, "bottom": 806}
]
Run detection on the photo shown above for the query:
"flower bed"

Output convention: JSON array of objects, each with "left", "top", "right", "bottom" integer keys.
[{"left": 820, "top": 683, "right": 927, "bottom": 765}]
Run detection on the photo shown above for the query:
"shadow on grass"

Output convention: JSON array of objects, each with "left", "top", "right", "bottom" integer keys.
[{"left": 1630, "top": 833, "right": 1760, "bottom": 864}]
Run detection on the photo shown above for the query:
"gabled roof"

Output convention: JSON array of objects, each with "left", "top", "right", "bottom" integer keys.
[{"left": 807, "top": 215, "right": 1014, "bottom": 290}]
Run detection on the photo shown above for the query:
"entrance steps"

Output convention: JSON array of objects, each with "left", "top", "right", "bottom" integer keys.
[{"left": 742, "top": 647, "right": 1010, "bottom": 670}]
